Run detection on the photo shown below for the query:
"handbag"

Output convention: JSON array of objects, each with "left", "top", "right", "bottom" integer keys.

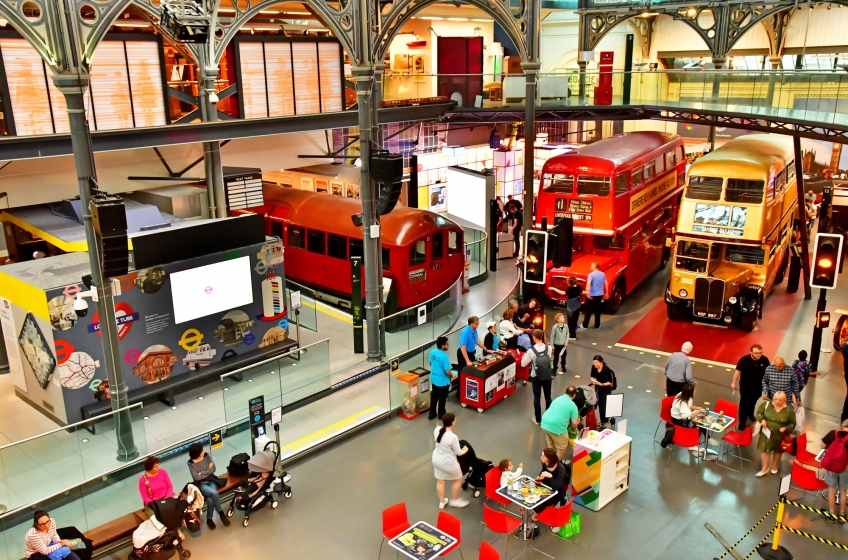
[
  {"left": 585, "top": 407, "right": 599, "bottom": 431},
  {"left": 780, "top": 434, "right": 797, "bottom": 455}
]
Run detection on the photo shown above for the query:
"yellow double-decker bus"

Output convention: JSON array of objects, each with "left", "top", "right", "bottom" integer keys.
[{"left": 665, "top": 134, "right": 797, "bottom": 331}]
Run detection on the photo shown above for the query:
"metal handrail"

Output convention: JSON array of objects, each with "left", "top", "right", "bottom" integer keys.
[
  {"left": 383, "top": 70, "right": 848, "bottom": 77},
  {"left": 380, "top": 273, "right": 463, "bottom": 322},
  {"left": 218, "top": 338, "right": 330, "bottom": 380},
  {"left": 0, "top": 402, "right": 144, "bottom": 452}
]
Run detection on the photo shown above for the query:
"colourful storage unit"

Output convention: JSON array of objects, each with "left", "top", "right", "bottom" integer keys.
[{"left": 572, "top": 429, "right": 632, "bottom": 511}]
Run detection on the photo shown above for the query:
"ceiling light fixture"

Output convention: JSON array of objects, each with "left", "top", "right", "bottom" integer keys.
[
  {"left": 687, "top": 7, "right": 697, "bottom": 16},
  {"left": 114, "top": 22, "right": 151, "bottom": 27}
]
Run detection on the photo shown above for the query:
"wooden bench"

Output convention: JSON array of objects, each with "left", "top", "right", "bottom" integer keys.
[
  {"left": 81, "top": 339, "right": 299, "bottom": 433},
  {"left": 81, "top": 473, "right": 248, "bottom": 555}
]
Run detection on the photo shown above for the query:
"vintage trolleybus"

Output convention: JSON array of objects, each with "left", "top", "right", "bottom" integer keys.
[
  {"left": 665, "top": 134, "right": 797, "bottom": 331},
  {"left": 535, "top": 132, "right": 687, "bottom": 312}
]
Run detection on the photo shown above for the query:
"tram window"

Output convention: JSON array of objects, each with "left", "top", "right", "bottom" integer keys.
[
  {"left": 726, "top": 178, "right": 764, "bottom": 203},
  {"left": 270, "top": 220, "right": 283, "bottom": 239},
  {"left": 725, "top": 244, "right": 765, "bottom": 265},
  {"left": 577, "top": 175, "right": 611, "bottom": 196},
  {"left": 410, "top": 239, "right": 427, "bottom": 265},
  {"left": 288, "top": 226, "right": 305, "bottom": 249},
  {"left": 677, "top": 146, "right": 685, "bottom": 163},
  {"left": 349, "top": 238, "right": 364, "bottom": 258},
  {"left": 382, "top": 247, "right": 391, "bottom": 270},
  {"left": 675, "top": 241, "right": 711, "bottom": 273},
  {"left": 307, "top": 230, "right": 326, "bottom": 254},
  {"left": 629, "top": 233, "right": 641, "bottom": 250},
  {"left": 327, "top": 234, "right": 347, "bottom": 260},
  {"left": 593, "top": 235, "right": 624, "bottom": 251},
  {"left": 686, "top": 176, "right": 723, "bottom": 200},
  {"left": 448, "top": 230, "right": 462, "bottom": 255},
  {"left": 644, "top": 161, "right": 655, "bottom": 180},
  {"left": 432, "top": 232, "right": 444, "bottom": 260},
  {"left": 787, "top": 161, "right": 796, "bottom": 181},
  {"left": 632, "top": 167, "right": 644, "bottom": 188},
  {"left": 655, "top": 156, "right": 665, "bottom": 174},
  {"left": 546, "top": 174, "right": 575, "bottom": 194},
  {"left": 665, "top": 152, "right": 675, "bottom": 169},
  {"left": 614, "top": 173, "right": 630, "bottom": 195}
]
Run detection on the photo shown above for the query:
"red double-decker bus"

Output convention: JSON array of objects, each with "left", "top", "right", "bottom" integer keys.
[{"left": 535, "top": 131, "right": 686, "bottom": 312}]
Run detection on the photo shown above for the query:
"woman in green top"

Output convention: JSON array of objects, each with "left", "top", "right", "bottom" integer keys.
[{"left": 754, "top": 391, "right": 796, "bottom": 477}]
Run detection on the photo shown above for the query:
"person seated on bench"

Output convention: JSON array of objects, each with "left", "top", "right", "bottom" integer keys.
[
  {"left": 25, "top": 510, "right": 82, "bottom": 560},
  {"left": 188, "top": 443, "right": 231, "bottom": 530},
  {"left": 139, "top": 456, "right": 175, "bottom": 515}
]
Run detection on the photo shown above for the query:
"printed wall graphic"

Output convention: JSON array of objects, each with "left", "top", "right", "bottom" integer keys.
[
  {"left": 259, "top": 326, "right": 288, "bottom": 348},
  {"left": 183, "top": 344, "right": 217, "bottom": 370},
  {"left": 214, "top": 310, "right": 254, "bottom": 347},
  {"left": 54, "top": 340, "right": 74, "bottom": 364},
  {"left": 132, "top": 344, "right": 178, "bottom": 384},
  {"left": 465, "top": 378, "right": 478, "bottom": 401},
  {"left": 59, "top": 352, "right": 100, "bottom": 389},
  {"left": 48, "top": 295, "right": 79, "bottom": 330},
  {"left": 18, "top": 312, "right": 56, "bottom": 389},
  {"left": 89, "top": 302, "right": 139, "bottom": 340},
  {"left": 1, "top": 298, "right": 27, "bottom": 392},
  {"left": 135, "top": 267, "right": 168, "bottom": 293},
  {"left": 178, "top": 328, "right": 205, "bottom": 351},
  {"left": 257, "top": 240, "right": 284, "bottom": 270},
  {"left": 261, "top": 274, "right": 285, "bottom": 319}
]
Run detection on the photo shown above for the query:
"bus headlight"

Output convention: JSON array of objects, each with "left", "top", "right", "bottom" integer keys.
[
  {"left": 678, "top": 288, "right": 688, "bottom": 298},
  {"left": 723, "top": 315, "right": 733, "bottom": 324},
  {"left": 729, "top": 297, "right": 737, "bottom": 304}
]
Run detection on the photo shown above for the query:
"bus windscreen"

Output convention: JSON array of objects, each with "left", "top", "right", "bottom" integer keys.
[
  {"left": 675, "top": 241, "right": 710, "bottom": 273},
  {"left": 686, "top": 176, "right": 723, "bottom": 200},
  {"left": 577, "top": 176, "right": 611, "bottom": 196},
  {"left": 545, "top": 174, "right": 574, "bottom": 193},
  {"left": 724, "top": 244, "right": 765, "bottom": 265}
]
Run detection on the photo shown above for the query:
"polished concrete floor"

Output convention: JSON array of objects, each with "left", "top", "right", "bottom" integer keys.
[{"left": 92, "top": 261, "right": 848, "bottom": 560}]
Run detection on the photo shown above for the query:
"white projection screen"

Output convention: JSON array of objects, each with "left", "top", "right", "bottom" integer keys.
[
  {"left": 170, "top": 256, "right": 253, "bottom": 324},
  {"left": 446, "top": 167, "right": 489, "bottom": 229}
]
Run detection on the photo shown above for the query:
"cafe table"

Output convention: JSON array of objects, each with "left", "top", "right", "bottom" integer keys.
[
  {"left": 388, "top": 521, "right": 457, "bottom": 560},
  {"left": 692, "top": 410, "right": 736, "bottom": 461},
  {"left": 495, "top": 475, "right": 558, "bottom": 540}
]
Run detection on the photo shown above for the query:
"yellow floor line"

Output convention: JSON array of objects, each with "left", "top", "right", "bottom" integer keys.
[
  {"left": 316, "top": 301, "right": 353, "bottom": 324},
  {"left": 279, "top": 405, "right": 383, "bottom": 454},
  {"left": 614, "top": 343, "right": 735, "bottom": 369}
]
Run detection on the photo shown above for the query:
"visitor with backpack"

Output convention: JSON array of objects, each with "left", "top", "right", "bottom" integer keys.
[
  {"left": 820, "top": 419, "right": 848, "bottom": 523},
  {"left": 521, "top": 329, "right": 554, "bottom": 425},
  {"left": 791, "top": 350, "right": 811, "bottom": 393},
  {"left": 590, "top": 355, "right": 617, "bottom": 427}
]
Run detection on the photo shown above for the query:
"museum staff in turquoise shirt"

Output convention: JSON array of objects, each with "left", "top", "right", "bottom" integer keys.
[
  {"left": 457, "top": 315, "right": 489, "bottom": 368},
  {"left": 429, "top": 336, "right": 454, "bottom": 420}
]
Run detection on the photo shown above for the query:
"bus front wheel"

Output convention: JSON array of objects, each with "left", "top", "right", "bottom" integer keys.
[
  {"left": 666, "top": 303, "right": 689, "bottom": 322},
  {"left": 740, "top": 312, "right": 757, "bottom": 332},
  {"left": 606, "top": 280, "right": 626, "bottom": 314}
]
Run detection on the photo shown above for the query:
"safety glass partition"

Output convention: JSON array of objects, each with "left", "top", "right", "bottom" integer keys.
[
  {"left": 285, "top": 279, "right": 318, "bottom": 333},
  {"left": 0, "top": 486, "right": 88, "bottom": 560},
  {"left": 0, "top": 404, "right": 146, "bottom": 513},
  {"left": 221, "top": 354, "right": 284, "bottom": 425}
]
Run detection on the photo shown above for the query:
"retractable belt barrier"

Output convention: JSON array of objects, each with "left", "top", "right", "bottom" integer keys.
[
  {"left": 778, "top": 498, "right": 848, "bottom": 551},
  {"left": 714, "top": 503, "right": 779, "bottom": 560}
]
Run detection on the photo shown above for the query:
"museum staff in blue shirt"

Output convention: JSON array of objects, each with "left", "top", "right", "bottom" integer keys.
[
  {"left": 429, "top": 336, "right": 454, "bottom": 420},
  {"left": 458, "top": 315, "right": 490, "bottom": 368},
  {"left": 581, "top": 262, "right": 607, "bottom": 330}
]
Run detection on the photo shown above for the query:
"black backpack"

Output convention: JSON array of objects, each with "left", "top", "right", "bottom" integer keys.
[
  {"left": 227, "top": 452, "right": 250, "bottom": 476},
  {"left": 532, "top": 345, "right": 553, "bottom": 381}
]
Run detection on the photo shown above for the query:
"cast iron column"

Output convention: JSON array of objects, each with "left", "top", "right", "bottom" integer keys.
[
  {"left": 54, "top": 73, "right": 137, "bottom": 461},
  {"left": 522, "top": 62, "right": 539, "bottom": 242},
  {"left": 353, "top": 66, "right": 382, "bottom": 360},
  {"left": 766, "top": 56, "right": 782, "bottom": 110},
  {"left": 198, "top": 49, "right": 227, "bottom": 218}
]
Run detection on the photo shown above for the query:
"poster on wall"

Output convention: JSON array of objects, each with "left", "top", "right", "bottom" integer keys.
[
  {"left": 18, "top": 312, "right": 56, "bottom": 389},
  {"left": 331, "top": 181, "right": 344, "bottom": 196},
  {"left": 412, "top": 55, "right": 426, "bottom": 82},
  {"left": 315, "top": 179, "right": 329, "bottom": 193},
  {"left": 0, "top": 298, "right": 27, "bottom": 392},
  {"left": 300, "top": 177, "right": 314, "bottom": 191},
  {"left": 465, "top": 378, "right": 478, "bottom": 401},
  {"left": 346, "top": 183, "right": 360, "bottom": 199}
]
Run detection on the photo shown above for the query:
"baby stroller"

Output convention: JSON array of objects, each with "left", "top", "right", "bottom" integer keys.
[
  {"left": 227, "top": 442, "right": 292, "bottom": 527},
  {"left": 457, "top": 439, "right": 493, "bottom": 498},
  {"left": 130, "top": 497, "right": 191, "bottom": 560}
]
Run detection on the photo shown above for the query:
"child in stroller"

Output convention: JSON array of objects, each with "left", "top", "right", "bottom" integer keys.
[
  {"left": 130, "top": 497, "right": 191, "bottom": 560},
  {"left": 227, "top": 442, "right": 292, "bottom": 527},
  {"left": 457, "top": 440, "right": 493, "bottom": 498}
]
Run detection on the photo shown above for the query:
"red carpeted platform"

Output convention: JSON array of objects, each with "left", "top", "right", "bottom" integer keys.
[{"left": 617, "top": 290, "right": 804, "bottom": 367}]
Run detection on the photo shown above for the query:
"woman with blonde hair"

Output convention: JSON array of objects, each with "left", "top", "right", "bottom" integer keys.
[{"left": 754, "top": 391, "right": 796, "bottom": 477}]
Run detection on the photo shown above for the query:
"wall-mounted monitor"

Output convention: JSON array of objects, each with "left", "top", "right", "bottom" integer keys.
[{"left": 170, "top": 256, "right": 253, "bottom": 324}]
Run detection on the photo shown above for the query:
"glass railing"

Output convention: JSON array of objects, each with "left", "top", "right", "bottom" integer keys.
[
  {"left": 464, "top": 227, "right": 489, "bottom": 282},
  {"left": 386, "top": 274, "right": 520, "bottom": 411},
  {"left": 285, "top": 279, "right": 318, "bottom": 333},
  {"left": 0, "top": 403, "right": 147, "bottom": 515},
  {"left": 383, "top": 70, "right": 848, "bottom": 127}
]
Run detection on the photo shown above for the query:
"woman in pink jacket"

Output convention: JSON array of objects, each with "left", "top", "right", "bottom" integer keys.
[{"left": 139, "top": 456, "right": 175, "bottom": 512}]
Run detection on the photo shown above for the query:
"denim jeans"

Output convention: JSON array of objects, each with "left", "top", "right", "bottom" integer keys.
[
  {"left": 199, "top": 482, "right": 222, "bottom": 520},
  {"left": 532, "top": 376, "right": 552, "bottom": 423}
]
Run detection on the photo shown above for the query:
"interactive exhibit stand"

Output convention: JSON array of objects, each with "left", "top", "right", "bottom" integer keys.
[{"left": 0, "top": 215, "right": 298, "bottom": 427}]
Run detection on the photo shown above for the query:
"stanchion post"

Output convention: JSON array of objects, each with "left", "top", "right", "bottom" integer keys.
[{"left": 758, "top": 495, "right": 793, "bottom": 560}]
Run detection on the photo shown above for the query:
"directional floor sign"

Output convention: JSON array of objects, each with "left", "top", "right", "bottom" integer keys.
[{"left": 209, "top": 429, "right": 224, "bottom": 450}]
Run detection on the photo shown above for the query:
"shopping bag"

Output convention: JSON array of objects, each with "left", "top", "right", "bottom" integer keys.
[
  {"left": 794, "top": 405, "right": 805, "bottom": 433},
  {"left": 585, "top": 407, "right": 599, "bottom": 431},
  {"left": 558, "top": 512, "right": 581, "bottom": 539},
  {"left": 780, "top": 434, "right": 797, "bottom": 455}
]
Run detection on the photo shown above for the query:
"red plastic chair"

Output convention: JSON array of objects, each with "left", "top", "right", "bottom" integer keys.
[
  {"left": 666, "top": 425, "right": 702, "bottom": 468},
  {"left": 478, "top": 541, "right": 500, "bottom": 560},
  {"left": 719, "top": 425, "right": 753, "bottom": 473},
  {"left": 790, "top": 461, "right": 827, "bottom": 500},
  {"left": 437, "top": 511, "right": 464, "bottom": 559},
  {"left": 714, "top": 398, "right": 739, "bottom": 420},
  {"left": 531, "top": 501, "right": 575, "bottom": 558},
  {"left": 654, "top": 397, "right": 675, "bottom": 444},
  {"left": 484, "top": 467, "right": 512, "bottom": 508},
  {"left": 480, "top": 504, "right": 522, "bottom": 560},
  {"left": 379, "top": 503, "right": 410, "bottom": 559},
  {"left": 795, "top": 433, "right": 822, "bottom": 469}
]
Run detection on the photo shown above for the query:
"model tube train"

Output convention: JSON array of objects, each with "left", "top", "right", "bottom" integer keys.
[{"left": 233, "top": 188, "right": 465, "bottom": 314}]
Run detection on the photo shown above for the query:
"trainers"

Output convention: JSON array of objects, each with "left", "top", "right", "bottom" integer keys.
[
  {"left": 219, "top": 513, "right": 231, "bottom": 527},
  {"left": 448, "top": 499, "right": 469, "bottom": 508},
  {"left": 824, "top": 511, "right": 837, "bottom": 524},
  {"left": 439, "top": 498, "right": 448, "bottom": 509},
  {"left": 206, "top": 519, "right": 216, "bottom": 530},
  {"left": 550, "top": 526, "right": 561, "bottom": 533},
  {"left": 569, "top": 337, "right": 577, "bottom": 340},
  {"left": 532, "top": 417, "right": 540, "bottom": 425},
  {"left": 578, "top": 325, "right": 587, "bottom": 330}
]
